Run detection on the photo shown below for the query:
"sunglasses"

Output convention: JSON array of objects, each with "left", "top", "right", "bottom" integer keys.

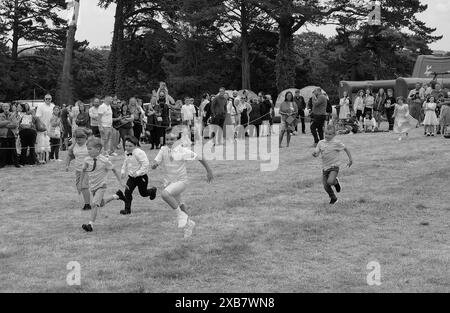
[{"left": 45, "top": 98, "right": 52, "bottom": 100}]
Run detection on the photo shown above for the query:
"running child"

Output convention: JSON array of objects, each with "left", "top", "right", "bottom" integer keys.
[
  {"left": 151, "top": 127, "right": 214, "bottom": 238},
  {"left": 115, "top": 135, "right": 157, "bottom": 215},
  {"left": 65, "top": 128, "right": 91, "bottom": 211},
  {"left": 312, "top": 125, "right": 353, "bottom": 205},
  {"left": 80, "top": 137, "right": 125, "bottom": 232}
]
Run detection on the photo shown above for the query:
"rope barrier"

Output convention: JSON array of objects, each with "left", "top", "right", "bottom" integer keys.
[{"left": 0, "top": 112, "right": 275, "bottom": 150}]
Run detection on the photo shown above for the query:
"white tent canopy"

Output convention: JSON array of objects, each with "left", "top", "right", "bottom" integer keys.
[
  {"left": 275, "top": 86, "right": 321, "bottom": 107},
  {"left": 224, "top": 89, "right": 258, "bottom": 100}
]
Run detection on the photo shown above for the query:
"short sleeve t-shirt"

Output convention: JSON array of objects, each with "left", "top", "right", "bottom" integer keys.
[
  {"left": 72, "top": 143, "right": 89, "bottom": 172},
  {"left": 83, "top": 155, "right": 113, "bottom": 191},
  {"left": 98, "top": 103, "right": 113, "bottom": 127},
  {"left": 155, "top": 145, "right": 198, "bottom": 183},
  {"left": 315, "top": 139, "right": 346, "bottom": 170}
]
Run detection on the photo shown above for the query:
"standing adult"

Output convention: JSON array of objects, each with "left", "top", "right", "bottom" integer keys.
[
  {"left": 248, "top": 98, "right": 262, "bottom": 137},
  {"left": 36, "top": 94, "right": 54, "bottom": 162},
  {"left": 200, "top": 93, "right": 210, "bottom": 128},
  {"left": 155, "top": 90, "right": 170, "bottom": 147},
  {"left": 89, "top": 98, "right": 101, "bottom": 138},
  {"left": 384, "top": 89, "right": 396, "bottom": 131},
  {"left": 310, "top": 88, "right": 328, "bottom": 147},
  {"left": 279, "top": 91, "right": 298, "bottom": 148},
  {"left": 374, "top": 88, "right": 386, "bottom": 129},
  {"left": 129, "top": 97, "right": 144, "bottom": 145},
  {"left": 210, "top": 87, "right": 227, "bottom": 145},
  {"left": 117, "top": 103, "right": 135, "bottom": 151},
  {"left": 294, "top": 90, "right": 306, "bottom": 134},
  {"left": 407, "top": 82, "right": 425, "bottom": 125},
  {"left": 75, "top": 102, "right": 90, "bottom": 129},
  {"left": 259, "top": 92, "right": 272, "bottom": 136},
  {"left": 18, "top": 103, "right": 38, "bottom": 165},
  {"left": 98, "top": 96, "right": 113, "bottom": 156},
  {"left": 60, "top": 103, "right": 72, "bottom": 150},
  {"left": 0, "top": 103, "right": 21, "bottom": 168}
]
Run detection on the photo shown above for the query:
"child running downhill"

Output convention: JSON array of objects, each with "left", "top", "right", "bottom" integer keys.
[
  {"left": 80, "top": 138, "right": 125, "bottom": 232},
  {"left": 115, "top": 135, "right": 157, "bottom": 215},
  {"left": 312, "top": 125, "right": 353, "bottom": 205},
  {"left": 151, "top": 127, "right": 214, "bottom": 238}
]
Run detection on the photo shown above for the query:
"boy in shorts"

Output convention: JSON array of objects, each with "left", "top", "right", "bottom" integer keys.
[
  {"left": 80, "top": 138, "right": 125, "bottom": 232},
  {"left": 312, "top": 125, "right": 353, "bottom": 205},
  {"left": 151, "top": 128, "right": 214, "bottom": 238}
]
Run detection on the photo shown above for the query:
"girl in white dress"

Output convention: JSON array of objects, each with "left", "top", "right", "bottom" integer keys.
[
  {"left": 393, "top": 96, "right": 418, "bottom": 141},
  {"left": 338, "top": 91, "right": 351, "bottom": 120},
  {"left": 422, "top": 96, "right": 439, "bottom": 136}
]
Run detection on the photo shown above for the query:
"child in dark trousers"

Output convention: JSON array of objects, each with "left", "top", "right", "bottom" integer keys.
[
  {"left": 116, "top": 136, "right": 157, "bottom": 215},
  {"left": 312, "top": 125, "right": 353, "bottom": 204}
]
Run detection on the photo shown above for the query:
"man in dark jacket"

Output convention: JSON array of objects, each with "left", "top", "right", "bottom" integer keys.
[
  {"left": 310, "top": 88, "right": 328, "bottom": 146},
  {"left": 210, "top": 87, "right": 227, "bottom": 145},
  {"left": 294, "top": 90, "right": 306, "bottom": 134}
]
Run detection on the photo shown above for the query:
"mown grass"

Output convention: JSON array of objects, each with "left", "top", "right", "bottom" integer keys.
[{"left": 0, "top": 124, "right": 449, "bottom": 293}]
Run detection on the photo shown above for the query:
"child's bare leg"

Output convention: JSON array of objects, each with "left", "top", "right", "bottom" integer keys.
[
  {"left": 81, "top": 189, "right": 90, "bottom": 204},
  {"left": 90, "top": 205, "right": 98, "bottom": 223},
  {"left": 161, "top": 190, "right": 181, "bottom": 210}
]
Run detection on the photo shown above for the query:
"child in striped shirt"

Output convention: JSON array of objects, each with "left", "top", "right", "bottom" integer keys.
[
  {"left": 80, "top": 138, "right": 125, "bottom": 232},
  {"left": 312, "top": 125, "right": 353, "bottom": 205},
  {"left": 151, "top": 127, "right": 213, "bottom": 238},
  {"left": 115, "top": 136, "right": 157, "bottom": 215}
]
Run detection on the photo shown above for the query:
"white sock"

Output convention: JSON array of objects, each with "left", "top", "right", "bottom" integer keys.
[
  {"left": 89, "top": 221, "right": 94, "bottom": 226},
  {"left": 112, "top": 195, "right": 119, "bottom": 200}
]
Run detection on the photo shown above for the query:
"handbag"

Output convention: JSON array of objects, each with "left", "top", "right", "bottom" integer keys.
[{"left": 35, "top": 117, "right": 47, "bottom": 132}]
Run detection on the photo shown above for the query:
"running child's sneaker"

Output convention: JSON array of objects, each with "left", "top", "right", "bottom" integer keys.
[
  {"left": 149, "top": 187, "right": 157, "bottom": 200},
  {"left": 330, "top": 198, "right": 338, "bottom": 205},
  {"left": 177, "top": 210, "right": 189, "bottom": 228},
  {"left": 335, "top": 178, "right": 341, "bottom": 193},
  {"left": 82, "top": 224, "right": 93, "bottom": 232},
  {"left": 82, "top": 204, "right": 92, "bottom": 211},
  {"left": 120, "top": 209, "right": 131, "bottom": 215},
  {"left": 183, "top": 219, "right": 196, "bottom": 239}
]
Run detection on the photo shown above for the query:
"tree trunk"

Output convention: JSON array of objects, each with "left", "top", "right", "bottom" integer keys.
[
  {"left": 11, "top": 0, "right": 20, "bottom": 60},
  {"left": 275, "top": 15, "right": 296, "bottom": 93},
  {"left": 241, "top": 0, "right": 251, "bottom": 90},
  {"left": 58, "top": 0, "right": 80, "bottom": 106},
  {"left": 104, "top": 0, "right": 125, "bottom": 96},
  {"left": 115, "top": 0, "right": 127, "bottom": 99}
]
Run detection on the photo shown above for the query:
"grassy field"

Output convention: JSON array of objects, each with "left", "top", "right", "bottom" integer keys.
[{"left": 1, "top": 125, "right": 449, "bottom": 293}]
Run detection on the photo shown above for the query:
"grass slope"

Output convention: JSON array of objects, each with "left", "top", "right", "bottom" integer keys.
[{"left": 0, "top": 127, "right": 449, "bottom": 292}]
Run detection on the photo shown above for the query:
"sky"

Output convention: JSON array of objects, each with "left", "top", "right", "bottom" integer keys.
[{"left": 76, "top": 0, "right": 450, "bottom": 51}]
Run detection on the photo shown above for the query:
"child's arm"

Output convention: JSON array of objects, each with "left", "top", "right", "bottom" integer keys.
[
  {"left": 312, "top": 143, "right": 321, "bottom": 158},
  {"left": 79, "top": 161, "right": 88, "bottom": 182},
  {"left": 151, "top": 148, "right": 164, "bottom": 169},
  {"left": 344, "top": 147, "right": 353, "bottom": 168},
  {"left": 199, "top": 159, "right": 214, "bottom": 183},
  {"left": 112, "top": 168, "right": 126, "bottom": 190},
  {"left": 65, "top": 147, "right": 75, "bottom": 171}
]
